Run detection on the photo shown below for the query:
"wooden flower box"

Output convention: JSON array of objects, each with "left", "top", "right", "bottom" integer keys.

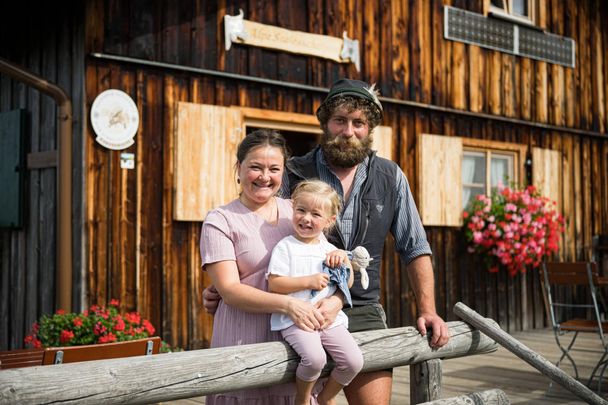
[{"left": 0, "top": 337, "right": 161, "bottom": 370}]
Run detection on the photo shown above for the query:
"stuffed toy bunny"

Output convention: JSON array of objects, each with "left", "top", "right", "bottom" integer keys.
[{"left": 350, "top": 246, "right": 371, "bottom": 290}]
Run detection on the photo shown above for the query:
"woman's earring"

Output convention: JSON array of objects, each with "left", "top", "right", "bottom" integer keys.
[{"left": 237, "top": 178, "right": 241, "bottom": 184}]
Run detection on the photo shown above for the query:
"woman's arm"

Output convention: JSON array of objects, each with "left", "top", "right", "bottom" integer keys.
[
  {"left": 207, "top": 260, "right": 324, "bottom": 331},
  {"left": 268, "top": 273, "right": 329, "bottom": 294}
]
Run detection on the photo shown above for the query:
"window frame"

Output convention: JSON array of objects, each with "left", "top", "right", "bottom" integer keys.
[
  {"left": 485, "top": 0, "right": 537, "bottom": 27},
  {"left": 461, "top": 138, "right": 526, "bottom": 209},
  {"left": 462, "top": 148, "right": 516, "bottom": 207}
]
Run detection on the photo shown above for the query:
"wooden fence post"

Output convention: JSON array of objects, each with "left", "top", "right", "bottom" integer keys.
[{"left": 410, "top": 358, "right": 442, "bottom": 403}]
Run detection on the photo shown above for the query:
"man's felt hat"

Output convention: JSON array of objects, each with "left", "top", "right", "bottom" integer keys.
[{"left": 317, "top": 78, "right": 383, "bottom": 118}]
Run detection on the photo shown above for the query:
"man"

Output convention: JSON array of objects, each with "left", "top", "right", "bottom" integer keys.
[
  {"left": 284, "top": 78, "right": 449, "bottom": 404},
  {"left": 204, "top": 78, "right": 450, "bottom": 404}
]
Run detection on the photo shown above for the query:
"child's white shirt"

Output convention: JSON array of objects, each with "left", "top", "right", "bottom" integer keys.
[{"left": 266, "top": 235, "right": 348, "bottom": 331}]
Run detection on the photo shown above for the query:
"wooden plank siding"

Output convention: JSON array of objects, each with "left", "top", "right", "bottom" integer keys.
[
  {"left": 79, "top": 0, "right": 608, "bottom": 349},
  {"left": 1, "top": 0, "right": 607, "bottom": 351},
  {"left": 0, "top": 0, "right": 86, "bottom": 350}
]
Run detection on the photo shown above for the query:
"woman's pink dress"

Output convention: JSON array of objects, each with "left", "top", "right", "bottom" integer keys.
[{"left": 200, "top": 197, "right": 295, "bottom": 405}]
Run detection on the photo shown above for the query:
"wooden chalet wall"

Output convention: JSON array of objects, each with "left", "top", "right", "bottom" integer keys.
[
  {"left": 81, "top": 0, "right": 608, "bottom": 350},
  {"left": 1, "top": 0, "right": 603, "bottom": 351},
  {"left": 0, "top": 1, "right": 86, "bottom": 350}
]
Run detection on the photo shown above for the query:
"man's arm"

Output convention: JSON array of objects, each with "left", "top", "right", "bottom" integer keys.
[
  {"left": 407, "top": 255, "right": 449, "bottom": 348},
  {"left": 391, "top": 169, "right": 449, "bottom": 347}
]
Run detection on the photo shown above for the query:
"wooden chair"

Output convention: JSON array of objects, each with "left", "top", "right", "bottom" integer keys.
[
  {"left": 42, "top": 336, "right": 161, "bottom": 365},
  {"left": 0, "top": 347, "right": 45, "bottom": 370},
  {"left": 541, "top": 261, "right": 608, "bottom": 393}
]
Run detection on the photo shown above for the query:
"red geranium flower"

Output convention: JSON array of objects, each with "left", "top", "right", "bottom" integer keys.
[
  {"left": 60, "top": 330, "right": 74, "bottom": 344},
  {"left": 23, "top": 299, "right": 175, "bottom": 352}
]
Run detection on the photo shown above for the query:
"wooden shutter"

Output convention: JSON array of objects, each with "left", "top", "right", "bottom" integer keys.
[
  {"left": 174, "top": 102, "right": 244, "bottom": 221},
  {"left": 418, "top": 134, "right": 463, "bottom": 226},
  {"left": 373, "top": 125, "right": 394, "bottom": 161},
  {"left": 532, "top": 147, "right": 561, "bottom": 210}
]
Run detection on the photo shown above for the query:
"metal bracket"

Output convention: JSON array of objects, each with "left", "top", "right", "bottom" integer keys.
[
  {"left": 224, "top": 9, "right": 249, "bottom": 51},
  {"left": 54, "top": 350, "right": 64, "bottom": 364},
  {"left": 146, "top": 340, "right": 154, "bottom": 355},
  {"left": 341, "top": 31, "right": 360, "bottom": 72}
]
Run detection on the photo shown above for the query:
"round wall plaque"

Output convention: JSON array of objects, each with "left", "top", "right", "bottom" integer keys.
[{"left": 90, "top": 89, "right": 139, "bottom": 150}]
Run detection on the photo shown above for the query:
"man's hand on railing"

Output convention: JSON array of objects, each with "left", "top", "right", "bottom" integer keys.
[
  {"left": 417, "top": 312, "right": 450, "bottom": 349},
  {"left": 203, "top": 284, "right": 221, "bottom": 315}
]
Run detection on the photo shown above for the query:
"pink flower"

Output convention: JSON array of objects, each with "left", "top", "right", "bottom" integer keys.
[
  {"left": 473, "top": 232, "right": 483, "bottom": 243},
  {"left": 94, "top": 322, "right": 107, "bottom": 336},
  {"left": 505, "top": 203, "right": 517, "bottom": 212},
  {"left": 462, "top": 184, "right": 564, "bottom": 277},
  {"left": 73, "top": 317, "right": 83, "bottom": 327}
]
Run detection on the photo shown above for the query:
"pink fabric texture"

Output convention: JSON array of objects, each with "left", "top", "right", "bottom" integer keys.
[
  {"left": 281, "top": 324, "right": 363, "bottom": 386},
  {"left": 200, "top": 197, "right": 297, "bottom": 405}
]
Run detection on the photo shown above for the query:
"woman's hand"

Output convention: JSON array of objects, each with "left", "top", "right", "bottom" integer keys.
[
  {"left": 307, "top": 273, "right": 329, "bottom": 290},
  {"left": 286, "top": 298, "right": 324, "bottom": 332},
  {"left": 315, "top": 294, "right": 344, "bottom": 329},
  {"left": 202, "top": 284, "right": 221, "bottom": 315},
  {"left": 325, "top": 249, "right": 348, "bottom": 268}
]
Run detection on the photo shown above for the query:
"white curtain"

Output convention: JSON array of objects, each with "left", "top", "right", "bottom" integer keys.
[
  {"left": 490, "top": 157, "right": 510, "bottom": 187},
  {"left": 462, "top": 155, "right": 477, "bottom": 208}
]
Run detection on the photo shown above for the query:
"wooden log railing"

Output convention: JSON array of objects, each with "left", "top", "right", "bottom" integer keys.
[
  {"left": 0, "top": 321, "right": 496, "bottom": 404},
  {"left": 454, "top": 302, "right": 608, "bottom": 405},
  {"left": 419, "top": 388, "right": 510, "bottom": 404}
]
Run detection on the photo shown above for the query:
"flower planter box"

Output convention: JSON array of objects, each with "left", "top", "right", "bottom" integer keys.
[{"left": 0, "top": 337, "right": 161, "bottom": 370}]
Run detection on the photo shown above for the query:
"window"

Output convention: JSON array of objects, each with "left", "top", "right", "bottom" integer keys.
[
  {"left": 462, "top": 149, "right": 515, "bottom": 209},
  {"left": 461, "top": 139, "right": 525, "bottom": 211},
  {"left": 418, "top": 134, "right": 531, "bottom": 227},
  {"left": 487, "top": 0, "right": 536, "bottom": 26}
]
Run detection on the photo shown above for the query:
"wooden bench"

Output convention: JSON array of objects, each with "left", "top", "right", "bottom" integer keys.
[{"left": 0, "top": 337, "right": 161, "bottom": 369}]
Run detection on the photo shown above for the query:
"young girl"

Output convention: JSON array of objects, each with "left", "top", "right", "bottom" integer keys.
[{"left": 266, "top": 180, "right": 364, "bottom": 405}]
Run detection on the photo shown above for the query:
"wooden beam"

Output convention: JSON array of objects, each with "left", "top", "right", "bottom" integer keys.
[
  {"left": 454, "top": 302, "right": 607, "bottom": 405},
  {"left": 0, "top": 322, "right": 497, "bottom": 404},
  {"left": 418, "top": 388, "right": 509, "bottom": 404}
]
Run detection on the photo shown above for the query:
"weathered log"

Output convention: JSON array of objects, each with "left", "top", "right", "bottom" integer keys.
[
  {"left": 454, "top": 302, "right": 608, "bottom": 405},
  {"left": 418, "top": 388, "right": 510, "bottom": 404},
  {"left": 0, "top": 321, "right": 497, "bottom": 405},
  {"left": 410, "top": 358, "right": 442, "bottom": 403}
]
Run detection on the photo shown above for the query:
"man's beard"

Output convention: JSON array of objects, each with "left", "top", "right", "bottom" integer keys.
[{"left": 320, "top": 129, "right": 373, "bottom": 168}]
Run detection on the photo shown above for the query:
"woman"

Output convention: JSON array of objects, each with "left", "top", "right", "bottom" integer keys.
[{"left": 200, "top": 129, "right": 328, "bottom": 404}]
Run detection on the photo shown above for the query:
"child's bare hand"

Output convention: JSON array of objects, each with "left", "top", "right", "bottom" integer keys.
[
  {"left": 307, "top": 273, "right": 329, "bottom": 290},
  {"left": 325, "top": 250, "right": 348, "bottom": 268}
]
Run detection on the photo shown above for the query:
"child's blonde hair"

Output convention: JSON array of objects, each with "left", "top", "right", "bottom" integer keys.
[{"left": 291, "top": 180, "right": 342, "bottom": 224}]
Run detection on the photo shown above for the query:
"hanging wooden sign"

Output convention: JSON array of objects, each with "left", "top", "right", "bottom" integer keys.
[{"left": 224, "top": 10, "right": 360, "bottom": 71}]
